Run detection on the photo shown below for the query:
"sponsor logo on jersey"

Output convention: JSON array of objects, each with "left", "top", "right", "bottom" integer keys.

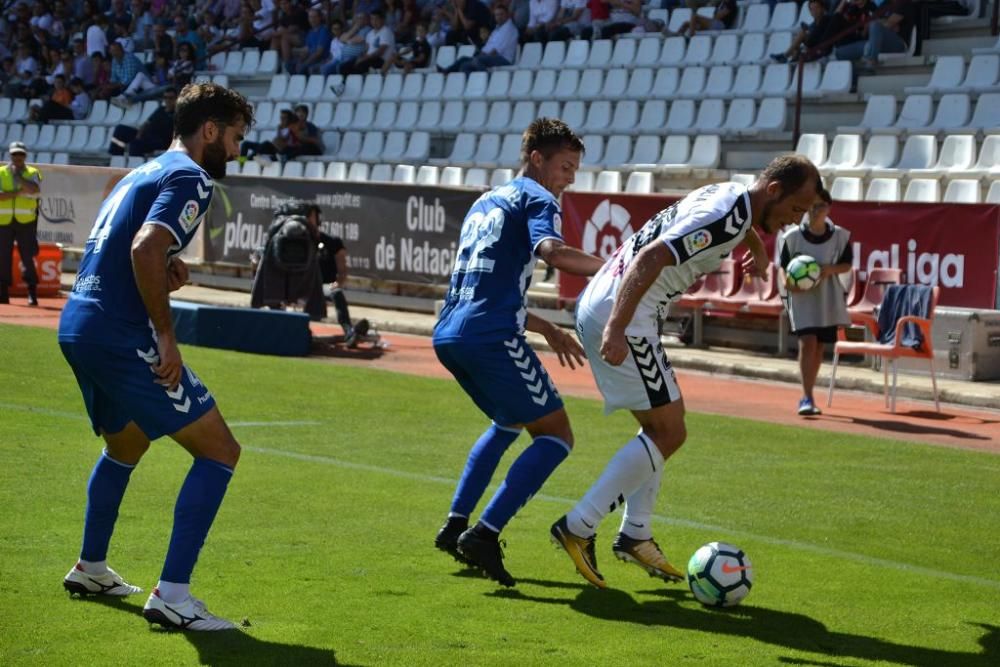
[
  {"left": 179, "top": 200, "right": 200, "bottom": 232},
  {"left": 682, "top": 229, "right": 712, "bottom": 256}
]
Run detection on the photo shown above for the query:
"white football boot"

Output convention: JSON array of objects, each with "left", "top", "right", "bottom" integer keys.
[
  {"left": 142, "top": 589, "right": 237, "bottom": 631},
  {"left": 63, "top": 563, "right": 143, "bottom": 596}
]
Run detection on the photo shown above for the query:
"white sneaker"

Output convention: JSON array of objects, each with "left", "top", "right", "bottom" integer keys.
[
  {"left": 142, "top": 589, "right": 237, "bottom": 631},
  {"left": 63, "top": 563, "right": 143, "bottom": 596}
]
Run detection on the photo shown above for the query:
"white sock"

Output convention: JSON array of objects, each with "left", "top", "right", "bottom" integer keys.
[
  {"left": 156, "top": 581, "right": 190, "bottom": 604},
  {"left": 566, "top": 434, "right": 664, "bottom": 538},
  {"left": 78, "top": 559, "right": 108, "bottom": 575},
  {"left": 620, "top": 463, "right": 664, "bottom": 541}
]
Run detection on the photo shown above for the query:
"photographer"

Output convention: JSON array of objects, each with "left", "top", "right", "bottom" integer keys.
[{"left": 250, "top": 199, "right": 369, "bottom": 346}]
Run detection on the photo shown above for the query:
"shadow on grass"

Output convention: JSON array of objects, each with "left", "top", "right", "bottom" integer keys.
[
  {"left": 489, "top": 586, "right": 999, "bottom": 667},
  {"left": 821, "top": 413, "right": 992, "bottom": 441},
  {"left": 75, "top": 595, "right": 358, "bottom": 666}
]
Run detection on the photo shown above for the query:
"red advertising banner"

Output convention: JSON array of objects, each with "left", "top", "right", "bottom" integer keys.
[
  {"left": 9, "top": 242, "right": 63, "bottom": 296},
  {"left": 560, "top": 193, "right": 1000, "bottom": 309}
]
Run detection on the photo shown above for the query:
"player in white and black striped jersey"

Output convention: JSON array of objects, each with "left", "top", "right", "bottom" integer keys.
[{"left": 551, "top": 155, "right": 822, "bottom": 588}]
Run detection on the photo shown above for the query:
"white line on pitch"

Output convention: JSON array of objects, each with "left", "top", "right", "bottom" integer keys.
[
  {"left": 245, "top": 444, "right": 1000, "bottom": 592},
  {"left": 0, "top": 402, "right": 319, "bottom": 428}
]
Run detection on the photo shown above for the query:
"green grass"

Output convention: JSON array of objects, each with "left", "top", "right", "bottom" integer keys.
[{"left": 1, "top": 323, "right": 998, "bottom": 666}]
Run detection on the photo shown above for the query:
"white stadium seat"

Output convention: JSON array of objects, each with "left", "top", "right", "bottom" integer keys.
[
  {"left": 865, "top": 178, "right": 901, "bottom": 202},
  {"left": 347, "top": 162, "right": 370, "bottom": 182},
  {"left": 416, "top": 165, "right": 439, "bottom": 185},
  {"left": 943, "top": 179, "right": 981, "bottom": 203},
  {"left": 369, "top": 163, "right": 392, "bottom": 182},
  {"left": 393, "top": 164, "right": 415, "bottom": 183},
  {"left": 326, "top": 161, "right": 347, "bottom": 181},
  {"left": 903, "top": 178, "right": 940, "bottom": 202},
  {"left": 830, "top": 176, "right": 862, "bottom": 200},
  {"left": 795, "top": 133, "right": 827, "bottom": 166},
  {"left": 440, "top": 166, "right": 463, "bottom": 186},
  {"left": 819, "top": 134, "right": 862, "bottom": 174}
]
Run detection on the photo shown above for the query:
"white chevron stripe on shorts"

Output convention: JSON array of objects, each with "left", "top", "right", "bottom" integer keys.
[{"left": 505, "top": 337, "right": 551, "bottom": 407}]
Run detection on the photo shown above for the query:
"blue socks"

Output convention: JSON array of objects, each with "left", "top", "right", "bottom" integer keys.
[
  {"left": 80, "top": 451, "right": 136, "bottom": 562},
  {"left": 450, "top": 423, "right": 521, "bottom": 517},
  {"left": 160, "top": 458, "right": 233, "bottom": 584},
  {"left": 480, "top": 435, "right": 570, "bottom": 533}
]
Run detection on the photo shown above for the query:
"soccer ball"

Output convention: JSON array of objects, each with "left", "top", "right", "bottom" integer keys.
[
  {"left": 687, "top": 542, "right": 754, "bottom": 607},
  {"left": 785, "top": 254, "right": 821, "bottom": 290}
]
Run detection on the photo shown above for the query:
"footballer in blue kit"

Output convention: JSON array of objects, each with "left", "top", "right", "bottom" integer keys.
[
  {"left": 58, "top": 83, "right": 254, "bottom": 631},
  {"left": 433, "top": 118, "right": 605, "bottom": 587}
]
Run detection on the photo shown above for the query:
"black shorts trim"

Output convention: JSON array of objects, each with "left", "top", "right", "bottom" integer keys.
[
  {"left": 627, "top": 336, "right": 673, "bottom": 408},
  {"left": 792, "top": 326, "right": 839, "bottom": 344}
]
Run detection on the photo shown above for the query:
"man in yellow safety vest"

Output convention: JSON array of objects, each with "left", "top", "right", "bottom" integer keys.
[{"left": 0, "top": 141, "right": 43, "bottom": 305}]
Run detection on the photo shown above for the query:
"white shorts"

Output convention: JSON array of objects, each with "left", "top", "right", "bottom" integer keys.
[{"left": 577, "top": 311, "right": 682, "bottom": 415}]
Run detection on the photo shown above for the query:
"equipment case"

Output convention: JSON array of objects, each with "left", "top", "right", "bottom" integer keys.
[{"left": 896, "top": 307, "right": 1000, "bottom": 382}]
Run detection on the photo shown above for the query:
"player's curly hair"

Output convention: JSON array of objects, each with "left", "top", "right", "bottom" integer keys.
[
  {"left": 174, "top": 82, "right": 254, "bottom": 138},
  {"left": 760, "top": 154, "right": 821, "bottom": 201},
  {"left": 520, "top": 117, "right": 585, "bottom": 165}
]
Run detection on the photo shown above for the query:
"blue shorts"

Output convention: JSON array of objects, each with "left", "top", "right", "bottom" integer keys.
[
  {"left": 434, "top": 336, "right": 564, "bottom": 427},
  {"left": 60, "top": 341, "right": 216, "bottom": 440}
]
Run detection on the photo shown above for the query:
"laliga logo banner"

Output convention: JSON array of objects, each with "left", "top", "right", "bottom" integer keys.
[
  {"left": 581, "top": 199, "right": 635, "bottom": 259},
  {"left": 560, "top": 192, "right": 677, "bottom": 302},
  {"left": 561, "top": 193, "right": 1000, "bottom": 309}
]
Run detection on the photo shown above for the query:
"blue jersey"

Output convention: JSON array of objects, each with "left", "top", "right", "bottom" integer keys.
[
  {"left": 58, "top": 151, "right": 214, "bottom": 348},
  {"left": 433, "top": 177, "right": 563, "bottom": 344}
]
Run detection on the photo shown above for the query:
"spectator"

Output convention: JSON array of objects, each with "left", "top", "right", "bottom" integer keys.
[
  {"left": 46, "top": 49, "right": 76, "bottom": 85},
  {"left": 677, "top": 0, "right": 736, "bottom": 37},
  {"left": 150, "top": 18, "right": 174, "bottom": 60},
  {"left": 834, "top": 0, "right": 914, "bottom": 72},
  {"left": 86, "top": 12, "right": 110, "bottom": 56},
  {"left": 347, "top": 9, "right": 394, "bottom": 74},
  {"left": 129, "top": 0, "right": 154, "bottom": 50},
  {"left": 320, "top": 18, "right": 347, "bottom": 73},
  {"left": 111, "top": 43, "right": 182, "bottom": 106},
  {"left": 323, "top": 12, "right": 370, "bottom": 76},
  {"left": 522, "top": 0, "right": 558, "bottom": 42},
  {"left": 253, "top": 0, "right": 278, "bottom": 44},
  {"left": 442, "top": 0, "right": 492, "bottom": 47},
  {"left": 98, "top": 40, "right": 142, "bottom": 100},
  {"left": 71, "top": 37, "right": 95, "bottom": 85},
  {"left": 355, "top": 0, "right": 386, "bottom": 16},
  {"left": 771, "top": 0, "right": 833, "bottom": 63},
  {"left": 91, "top": 50, "right": 111, "bottom": 92},
  {"left": 825, "top": 0, "right": 872, "bottom": 56},
  {"left": 107, "top": 0, "right": 131, "bottom": 26},
  {"left": 272, "top": 0, "right": 310, "bottom": 68},
  {"left": 284, "top": 104, "right": 325, "bottom": 159},
  {"left": 174, "top": 15, "right": 207, "bottom": 68},
  {"left": 109, "top": 86, "right": 176, "bottom": 157},
  {"left": 0, "top": 58, "right": 18, "bottom": 97},
  {"left": 509, "top": 0, "right": 531, "bottom": 30},
  {"left": 169, "top": 41, "right": 197, "bottom": 88},
  {"left": 198, "top": 10, "right": 227, "bottom": 55},
  {"left": 383, "top": 20, "right": 431, "bottom": 73},
  {"left": 287, "top": 8, "right": 330, "bottom": 74},
  {"left": 593, "top": 0, "right": 639, "bottom": 38},
  {"left": 425, "top": 15, "right": 449, "bottom": 47},
  {"left": 113, "top": 15, "right": 136, "bottom": 53},
  {"left": 29, "top": 73, "right": 75, "bottom": 122},
  {"left": 441, "top": 3, "right": 517, "bottom": 73},
  {"left": 240, "top": 108, "right": 295, "bottom": 161},
  {"left": 535, "top": 0, "right": 591, "bottom": 42},
  {"left": 68, "top": 76, "right": 92, "bottom": 119}
]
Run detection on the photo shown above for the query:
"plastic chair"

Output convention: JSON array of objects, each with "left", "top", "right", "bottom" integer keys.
[
  {"left": 828, "top": 285, "right": 940, "bottom": 413},
  {"left": 848, "top": 268, "right": 902, "bottom": 328}
]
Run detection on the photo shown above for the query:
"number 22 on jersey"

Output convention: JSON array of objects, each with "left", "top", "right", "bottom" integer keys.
[{"left": 453, "top": 208, "right": 505, "bottom": 274}]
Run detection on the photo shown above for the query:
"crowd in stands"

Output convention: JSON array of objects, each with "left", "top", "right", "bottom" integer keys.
[{"left": 0, "top": 0, "right": 981, "bottom": 164}]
